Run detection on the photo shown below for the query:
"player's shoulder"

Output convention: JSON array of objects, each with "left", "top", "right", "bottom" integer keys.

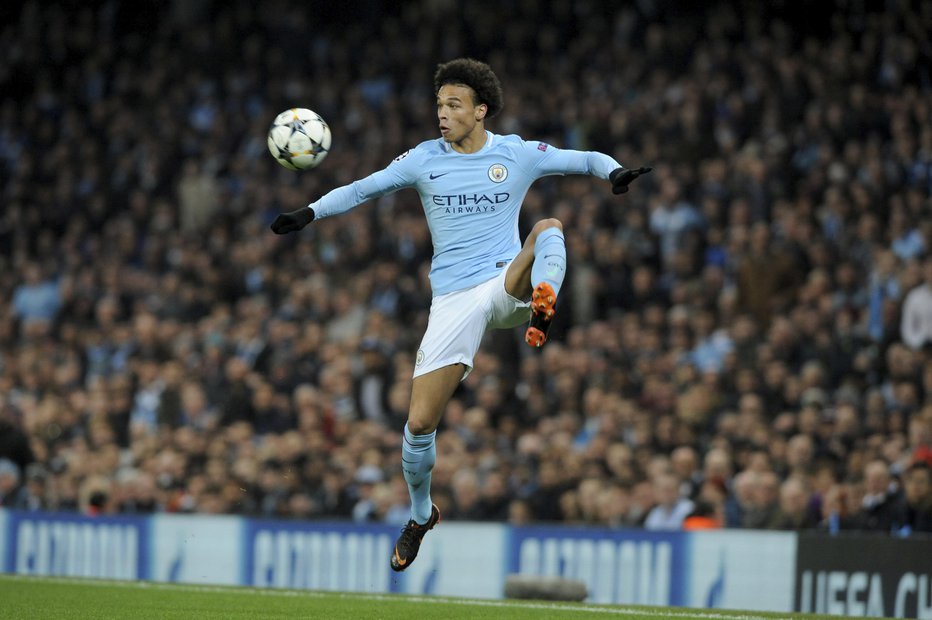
[
  {"left": 492, "top": 133, "right": 528, "bottom": 151},
  {"left": 392, "top": 139, "right": 446, "bottom": 164},
  {"left": 494, "top": 133, "right": 554, "bottom": 154},
  {"left": 493, "top": 133, "right": 524, "bottom": 146}
]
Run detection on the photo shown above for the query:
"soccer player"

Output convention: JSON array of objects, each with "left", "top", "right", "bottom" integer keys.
[{"left": 271, "top": 58, "right": 650, "bottom": 571}]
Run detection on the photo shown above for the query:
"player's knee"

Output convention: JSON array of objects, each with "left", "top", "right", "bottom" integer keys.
[
  {"left": 526, "top": 218, "right": 563, "bottom": 247},
  {"left": 533, "top": 218, "right": 563, "bottom": 235},
  {"left": 406, "top": 413, "right": 438, "bottom": 436}
]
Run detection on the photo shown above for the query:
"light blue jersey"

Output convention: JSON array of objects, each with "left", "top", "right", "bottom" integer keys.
[{"left": 309, "top": 131, "right": 621, "bottom": 296}]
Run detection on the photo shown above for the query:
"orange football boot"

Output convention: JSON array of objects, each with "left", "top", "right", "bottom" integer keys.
[{"left": 525, "top": 282, "right": 557, "bottom": 348}]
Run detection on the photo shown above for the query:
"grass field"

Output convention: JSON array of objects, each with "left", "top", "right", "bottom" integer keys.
[{"left": 0, "top": 574, "right": 878, "bottom": 620}]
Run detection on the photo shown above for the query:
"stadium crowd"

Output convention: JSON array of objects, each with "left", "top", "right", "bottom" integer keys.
[{"left": 1, "top": 0, "right": 932, "bottom": 536}]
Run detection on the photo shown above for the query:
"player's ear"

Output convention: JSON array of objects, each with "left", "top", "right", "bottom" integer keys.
[{"left": 475, "top": 103, "right": 487, "bottom": 121}]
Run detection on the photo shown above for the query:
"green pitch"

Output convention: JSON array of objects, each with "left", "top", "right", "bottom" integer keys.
[{"left": 0, "top": 575, "right": 880, "bottom": 620}]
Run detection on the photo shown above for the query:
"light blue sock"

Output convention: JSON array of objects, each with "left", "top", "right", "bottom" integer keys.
[
  {"left": 402, "top": 424, "right": 436, "bottom": 524},
  {"left": 531, "top": 227, "right": 567, "bottom": 296}
]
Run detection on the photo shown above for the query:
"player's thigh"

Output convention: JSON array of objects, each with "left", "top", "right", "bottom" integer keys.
[
  {"left": 408, "top": 363, "right": 467, "bottom": 434},
  {"left": 489, "top": 269, "right": 531, "bottom": 329},
  {"left": 504, "top": 218, "right": 562, "bottom": 299},
  {"left": 504, "top": 243, "right": 535, "bottom": 300},
  {"left": 409, "top": 283, "right": 494, "bottom": 432},
  {"left": 413, "top": 287, "right": 490, "bottom": 379}
]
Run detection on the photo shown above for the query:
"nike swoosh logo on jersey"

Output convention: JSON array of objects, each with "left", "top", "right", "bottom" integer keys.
[{"left": 429, "top": 172, "right": 450, "bottom": 179}]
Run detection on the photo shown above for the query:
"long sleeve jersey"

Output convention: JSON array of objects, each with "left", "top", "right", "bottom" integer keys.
[{"left": 309, "top": 131, "right": 621, "bottom": 296}]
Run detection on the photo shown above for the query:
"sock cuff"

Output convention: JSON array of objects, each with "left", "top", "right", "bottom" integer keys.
[
  {"left": 403, "top": 424, "right": 436, "bottom": 448},
  {"left": 534, "top": 227, "right": 565, "bottom": 250}
]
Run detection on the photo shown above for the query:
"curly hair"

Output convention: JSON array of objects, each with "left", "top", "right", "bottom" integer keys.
[{"left": 434, "top": 58, "right": 504, "bottom": 118}]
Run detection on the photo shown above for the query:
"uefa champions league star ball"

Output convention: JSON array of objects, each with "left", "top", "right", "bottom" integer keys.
[{"left": 267, "top": 108, "right": 331, "bottom": 170}]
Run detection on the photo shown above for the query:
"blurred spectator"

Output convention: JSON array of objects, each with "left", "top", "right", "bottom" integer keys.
[
  {"left": 818, "top": 484, "right": 853, "bottom": 534},
  {"left": 897, "top": 461, "right": 932, "bottom": 535},
  {"left": 14, "top": 464, "right": 48, "bottom": 511},
  {"left": 476, "top": 471, "right": 511, "bottom": 521},
  {"left": 11, "top": 262, "right": 61, "bottom": 336},
  {"left": 177, "top": 380, "right": 219, "bottom": 432},
  {"left": 0, "top": 411, "right": 34, "bottom": 471},
  {"left": 909, "top": 415, "right": 932, "bottom": 467},
  {"left": 644, "top": 473, "right": 695, "bottom": 530},
  {"left": 80, "top": 475, "right": 113, "bottom": 517},
  {"left": 724, "top": 470, "right": 755, "bottom": 528},
  {"left": 700, "top": 448, "right": 733, "bottom": 494},
  {"left": 129, "top": 356, "right": 165, "bottom": 435},
  {"left": 736, "top": 223, "right": 800, "bottom": 328},
  {"left": 772, "top": 478, "right": 818, "bottom": 531},
  {"left": 529, "top": 461, "right": 566, "bottom": 522},
  {"left": 0, "top": 459, "right": 22, "bottom": 507},
  {"left": 867, "top": 249, "right": 902, "bottom": 342},
  {"left": 742, "top": 471, "right": 782, "bottom": 529},
  {"left": 354, "top": 338, "right": 393, "bottom": 424},
  {"left": 671, "top": 445, "right": 702, "bottom": 499},
  {"left": 115, "top": 469, "right": 159, "bottom": 514},
  {"left": 351, "top": 465, "right": 385, "bottom": 522},
  {"left": 315, "top": 467, "right": 355, "bottom": 519},
  {"left": 251, "top": 380, "right": 293, "bottom": 436},
  {"left": 627, "top": 480, "right": 656, "bottom": 527},
  {"left": 178, "top": 160, "right": 220, "bottom": 234},
  {"left": 649, "top": 177, "right": 703, "bottom": 269},
  {"left": 450, "top": 469, "right": 484, "bottom": 521},
  {"left": 218, "top": 358, "right": 255, "bottom": 426},
  {"left": 682, "top": 500, "right": 724, "bottom": 531},
  {"left": 854, "top": 460, "right": 907, "bottom": 533},
  {"left": 784, "top": 434, "right": 815, "bottom": 480},
  {"left": 508, "top": 498, "right": 534, "bottom": 525},
  {"left": 901, "top": 256, "right": 932, "bottom": 350},
  {"left": 595, "top": 483, "right": 637, "bottom": 528}
]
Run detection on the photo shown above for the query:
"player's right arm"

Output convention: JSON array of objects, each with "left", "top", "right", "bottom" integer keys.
[{"left": 270, "top": 149, "right": 419, "bottom": 234}]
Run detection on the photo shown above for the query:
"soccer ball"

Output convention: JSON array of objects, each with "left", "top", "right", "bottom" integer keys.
[{"left": 267, "top": 108, "right": 331, "bottom": 170}]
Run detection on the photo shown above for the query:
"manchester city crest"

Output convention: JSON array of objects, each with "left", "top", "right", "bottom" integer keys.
[{"left": 488, "top": 164, "right": 508, "bottom": 182}]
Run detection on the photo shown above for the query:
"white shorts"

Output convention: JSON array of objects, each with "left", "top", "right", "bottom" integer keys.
[{"left": 413, "top": 269, "right": 530, "bottom": 380}]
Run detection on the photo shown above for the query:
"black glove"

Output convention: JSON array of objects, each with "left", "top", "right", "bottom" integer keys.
[
  {"left": 271, "top": 207, "right": 315, "bottom": 234},
  {"left": 609, "top": 166, "right": 652, "bottom": 194}
]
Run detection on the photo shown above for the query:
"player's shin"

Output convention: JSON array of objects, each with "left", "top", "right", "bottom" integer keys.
[
  {"left": 526, "top": 228, "right": 566, "bottom": 347},
  {"left": 401, "top": 424, "right": 437, "bottom": 524},
  {"left": 531, "top": 227, "right": 566, "bottom": 297}
]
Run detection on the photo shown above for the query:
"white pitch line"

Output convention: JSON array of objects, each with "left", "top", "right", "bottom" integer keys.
[
  {"left": 341, "top": 592, "right": 783, "bottom": 620},
  {"left": 0, "top": 574, "right": 784, "bottom": 620}
]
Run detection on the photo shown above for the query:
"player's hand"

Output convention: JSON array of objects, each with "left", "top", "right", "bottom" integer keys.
[
  {"left": 271, "top": 207, "right": 315, "bottom": 234},
  {"left": 609, "top": 166, "right": 652, "bottom": 194}
]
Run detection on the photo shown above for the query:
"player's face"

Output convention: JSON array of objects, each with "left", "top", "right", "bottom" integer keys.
[{"left": 437, "top": 84, "right": 486, "bottom": 145}]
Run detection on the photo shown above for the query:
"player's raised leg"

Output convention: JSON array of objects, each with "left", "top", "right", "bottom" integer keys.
[
  {"left": 391, "top": 363, "right": 462, "bottom": 572},
  {"left": 505, "top": 218, "right": 566, "bottom": 347}
]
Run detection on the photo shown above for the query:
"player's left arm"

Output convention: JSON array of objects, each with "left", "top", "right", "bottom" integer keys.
[{"left": 522, "top": 141, "right": 652, "bottom": 194}]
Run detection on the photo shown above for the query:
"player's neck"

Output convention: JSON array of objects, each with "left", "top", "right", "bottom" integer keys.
[{"left": 450, "top": 126, "right": 488, "bottom": 154}]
